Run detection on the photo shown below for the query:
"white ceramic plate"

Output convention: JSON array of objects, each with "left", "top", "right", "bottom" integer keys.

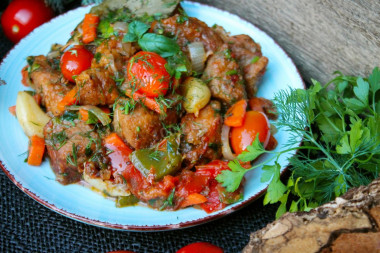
[{"left": 0, "top": 1, "right": 304, "bottom": 230}]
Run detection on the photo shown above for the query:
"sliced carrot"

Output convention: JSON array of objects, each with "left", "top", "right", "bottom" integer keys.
[
  {"left": 79, "top": 108, "right": 89, "bottom": 121},
  {"left": 27, "top": 135, "right": 45, "bottom": 166},
  {"left": 82, "top": 13, "right": 99, "bottom": 44},
  {"left": 181, "top": 193, "right": 208, "bottom": 208},
  {"left": 9, "top": 105, "right": 16, "bottom": 116},
  {"left": 57, "top": 87, "right": 78, "bottom": 113},
  {"left": 224, "top": 99, "right": 247, "bottom": 127},
  {"left": 103, "top": 133, "right": 133, "bottom": 156},
  {"left": 126, "top": 89, "right": 165, "bottom": 114}
]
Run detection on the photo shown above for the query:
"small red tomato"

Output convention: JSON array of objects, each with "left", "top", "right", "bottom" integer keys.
[
  {"left": 60, "top": 46, "right": 93, "bottom": 82},
  {"left": 127, "top": 51, "right": 170, "bottom": 98},
  {"left": 107, "top": 251, "right": 136, "bottom": 253},
  {"left": 230, "top": 111, "right": 270, "bottom": 155},
  {"left": 177, "top": 242, "right": 224, "bottom": 253},
  {"left": 1, "top": 0, "right": 54, "bottom": 43}
]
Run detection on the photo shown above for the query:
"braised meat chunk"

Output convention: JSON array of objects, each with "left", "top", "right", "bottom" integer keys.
[
  {"left": 28, "top": 55, "right": 73, "bottom": 116},
  {"left": 153, "top": 14, "right": 224, "bottom": 55},
  {"left": 181, "top": 100, "right": 222, "bottom": 167},
  {"left": 75, "top": 68, "right": 119, "bottom": 106},
  {"left": 91, "top": 36, "right": 137, "bottom": 74},
  {"left": 202, "top": 45, "right": 246, "bottom": 105},
  {"left": 113, "top": 98, "right": 179, "bottom": 149},
  {"left": 44, "top": 116, "right": 99, "bottom": 184},
  {"left": 214, "top": 26, "right": 268, "bottom": 97}
]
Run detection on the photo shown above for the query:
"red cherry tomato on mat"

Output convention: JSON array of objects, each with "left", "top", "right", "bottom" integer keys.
[
  {"left": 127, "top": 51, "right": 170, "bottom": 98},
  {"left": 60, "top": 46, "right": 93, "bottom": 82},
  {"left": 177, "top": 242, "right": 224, "bottom": 253},
  {"left": 230, "top": 111, "right": 270, "bottom": 155},
  {"left": 1, "top": 0, "right": 54, "bottom": 43}
]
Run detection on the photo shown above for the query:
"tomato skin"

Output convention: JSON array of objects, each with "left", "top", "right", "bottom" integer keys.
[
  {"left": 1, "top": 0, "right": 54, "bottom": 43},
  {"left": 230, "top": 111, "right": 270, "bottom": 155},
  {"left": 176, "top": 242, "right": 224, "bottom": 253},
  {"left": 127, "top": 51, "right": 170, "bottom": 98},
  {"left": 60, "top": 46, "right": 93, "bottom": 82}
]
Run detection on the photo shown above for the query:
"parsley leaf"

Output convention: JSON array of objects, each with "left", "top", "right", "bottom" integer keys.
[
  {"left": 216, "top": 160, "right": 247, "bottom": 192},
  {"left": 237, "top": 135, "right": 266, "bottom": 162}
]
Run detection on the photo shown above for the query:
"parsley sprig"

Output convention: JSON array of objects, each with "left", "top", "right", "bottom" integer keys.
[{"left": 217, "top": 67, "right": 380, "bottom": 218}]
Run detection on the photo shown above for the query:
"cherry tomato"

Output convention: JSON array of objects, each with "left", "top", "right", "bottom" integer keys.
[
  {"left": 177, "top": 242, "right": 224, "bottom": 253},
  {"left": 60, "top": 46, "right": 93, "bottom": 82},
  {"left": 1, "top": 0, "right": 54, "bottom": 43},
  {"left": 230, "top": 111, "right": 270, "bottom": 155},
  {"left": 107, "top": 251, "right": 136, "bottom": 253},
  {"left": 127, "top": 51, "right": 170, "bottom": 98}
]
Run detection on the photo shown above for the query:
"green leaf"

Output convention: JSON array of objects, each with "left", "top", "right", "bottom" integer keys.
[
  {"left": 123, "top": 20, "right": 149, "bottom": 42},
  {"left": 337, "top": 81, "right": 348, "bottom": 93},
  {"left": 334, "top": 174, "right": 347, "bottom": 197},
  {"left": 275, "top": 192, "right": 289, "bottom": 219},
  {"left": 138, "top": 33, "right": 180, "bottom": 58},
  {"left": 354, "top": 78, "right": 369, "bottom": 105},
  {"left": 237, "top": 134, "right": 266, "bottom": 162},
  {"left": 261, "top": 164, "right": 276, "bottom": 183},
  {"left": 343, "top": 98, "right": 365, "bottom": 111},
  {"left": 289, "top": 200, "right": 298, "bottom": 212},
  {"left": 263, "top": 163, "right": 287, "bottom": 204},
  {"left": 216, "top": 160, "right": 247, "bottom": 192},
  {"left": 348, "top": 119, "right": 363, "bottom": 153},
  {"left": 368, "top": 66, "right": 380, "bottom": 93},
  {"left": 336, "top": 134, "right": 350, "bottom": 154},
  {"left": 315, "top": 116, "right": 342, "bottom": 145}
]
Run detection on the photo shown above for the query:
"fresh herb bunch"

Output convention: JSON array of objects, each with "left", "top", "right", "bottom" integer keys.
[{"left": 217, "top": 67, "right": 380, "bottom": 218}]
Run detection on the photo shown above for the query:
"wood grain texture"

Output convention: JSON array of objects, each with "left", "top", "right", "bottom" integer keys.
[{"left": 194, "top": 0, "right": 380, "bottom": 84}]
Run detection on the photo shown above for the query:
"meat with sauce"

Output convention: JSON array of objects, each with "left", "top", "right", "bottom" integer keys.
[
  {"left": 75, "top": 68, "right": 119, "bottom": 106},
  {"left": 181, "top": 100, "right": 222, "bottom": 167},
  {"left": 91, "top": 35, "right": 137, "bottom": 74},
  {"left": 44, "top": 117, "right": 100, "bottom": 184},
  {"left": 153, "top": 14, "right": 224, "bottom": 56},
  {"left": 113, "top": 98, "right": 179, "bottom": 149},
  {"left": 201, "top": 44, "right": 246, "bottom": 105},
  {"left": 28, "top": 55, "right": 73, "bottom": 116},
  {"left": 214, "top": 26, "right": 268, "bottom": 98}
]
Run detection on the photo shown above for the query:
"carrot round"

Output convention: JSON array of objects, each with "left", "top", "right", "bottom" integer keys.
[
  {"left": 27, "top": 135, "right": 45, "bottom": 166},
  {"left": 224, "top": 99, "right": 247, "bottom": 127},
  {"left": 181, "top": 193, "right": 208, "bottom": 208},
  {"left": 82, "top": 13, "right": 99, "bottom": 44},
  {"left": 57, "top": 87, "right": 78, "bottom": 113}
]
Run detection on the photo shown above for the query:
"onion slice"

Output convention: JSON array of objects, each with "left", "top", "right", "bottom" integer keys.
[
  {"left": 188, "top": 42, "right": 206, "bottom": 73},
  {"left": 221, "top": 124, "right": 236, "bottom": 161},
  {"left": 113, "top": 21, "right": 128, "bottom": 33},
  {"left": 68, "top": 105, "right": 111, "bottom": 126}
]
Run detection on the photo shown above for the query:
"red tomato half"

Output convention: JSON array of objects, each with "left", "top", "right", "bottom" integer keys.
[
  {"left": 127, "top": 51, "right": 170, "bottom": 98},
  {"left": 1, "top": 0, "right": 54, "bottom": 43},
  {"left": 230, "top": 111, "right": 270, "bottom": 155},
  {"left": 60, "top": 46, "right": 93, "bottom": 82},
  {"left": 177, "top": 242, "right": 224, "bottom": 253}
]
